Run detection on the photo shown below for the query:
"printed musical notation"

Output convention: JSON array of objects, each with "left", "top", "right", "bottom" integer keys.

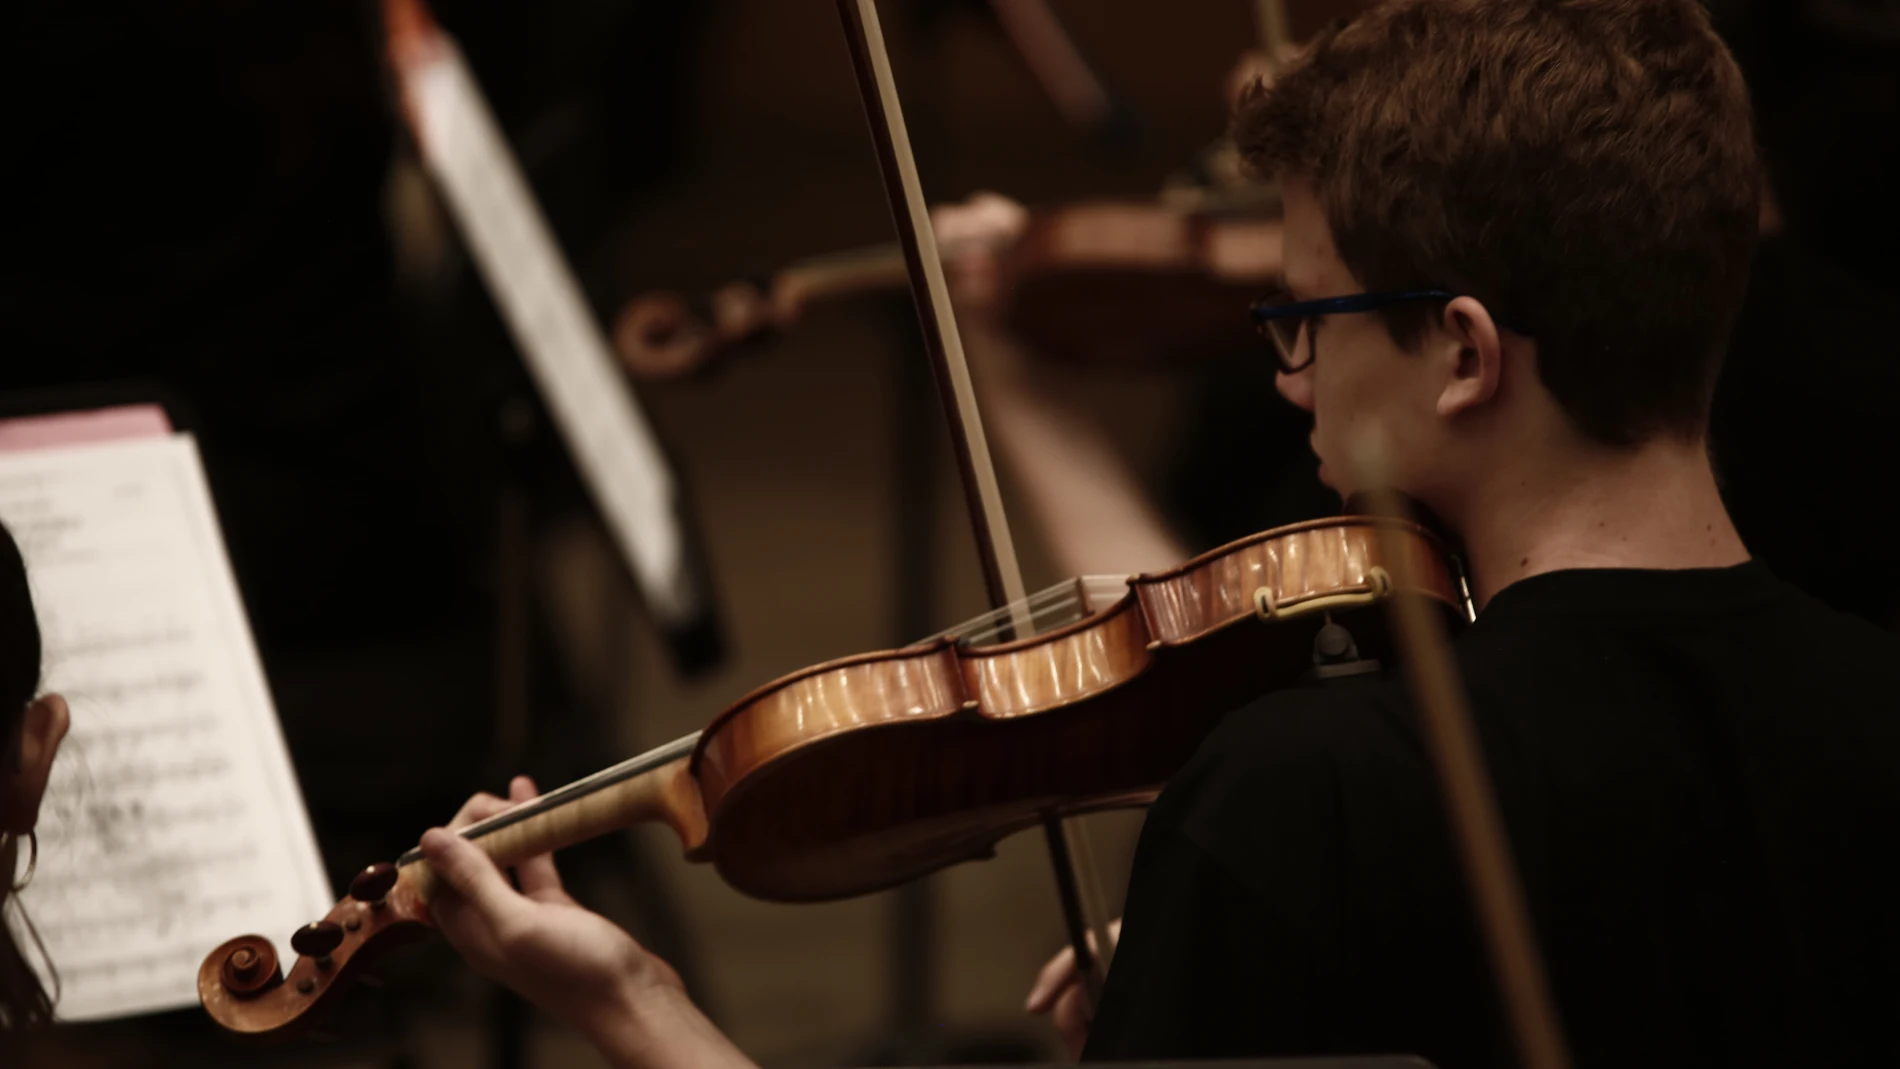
[{"left": 0, "top": 434, "right": 329, "bottom": 1022}]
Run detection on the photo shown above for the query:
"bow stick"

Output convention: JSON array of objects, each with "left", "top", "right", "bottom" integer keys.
[{"left": 834, "top": 0, "right": 1118, "bottom": 1006}]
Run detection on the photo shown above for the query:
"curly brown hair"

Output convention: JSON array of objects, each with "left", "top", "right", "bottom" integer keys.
[{"left": 1235, "top": 0, "right": 1762, "bottom": 445}]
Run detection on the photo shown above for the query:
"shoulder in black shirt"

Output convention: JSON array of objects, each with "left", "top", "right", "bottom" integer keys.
[{"left": 1087, "top": 562, "right": 1900, "bottom": 1068}]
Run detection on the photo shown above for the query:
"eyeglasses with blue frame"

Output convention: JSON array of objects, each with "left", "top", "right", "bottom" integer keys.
[{"left": 1250, "top": 289, "right": 1533, "bottom": 374}]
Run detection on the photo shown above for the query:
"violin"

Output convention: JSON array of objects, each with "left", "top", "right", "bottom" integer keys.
[
  {"left": 200, "top": 514, "right": 1465, "bottom": 1038},
  {"left": 614, "top": 192, "right": 1283, "bottom": 380}
]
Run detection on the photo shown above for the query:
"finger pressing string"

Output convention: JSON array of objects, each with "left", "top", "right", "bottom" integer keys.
[
  {"left": 421, "top": 827, "right": 523, "bottom": 921},
  {"left": 505, "top": 777, "right": 567, "bottom": 899},
  {"left": 450, "top": 792, "right": 513, "bottom": 830}
]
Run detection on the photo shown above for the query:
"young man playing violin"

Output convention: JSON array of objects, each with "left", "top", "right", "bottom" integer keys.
[{"left": 418, "top": 0, "right": 1900, "bottom": 1065}]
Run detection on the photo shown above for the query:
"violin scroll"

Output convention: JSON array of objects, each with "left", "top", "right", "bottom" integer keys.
[
  {"left": 213, "top": 936, "right": 281, "bottom": 998},
  {"left": 198, "top": 864, "right": 432, "bottom": 1038},
  {"left": 612, "top": 282, "right": 777, "bottom": 380}
]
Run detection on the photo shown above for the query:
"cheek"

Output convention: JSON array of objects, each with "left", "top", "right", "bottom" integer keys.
[
  {"left": 1310, "top": 351, "right": 1375, "bottom": 433},
  {"left": 1309, "top": 346, "right": 1423, "bottom": 460}
]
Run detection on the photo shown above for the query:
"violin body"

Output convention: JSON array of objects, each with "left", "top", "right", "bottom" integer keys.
[
  {"left": 696, "top": 515, "right": 1458, "bottom": 900},
  {"left": 999, "top": 202, "right": 1281, "bottom": 367}
]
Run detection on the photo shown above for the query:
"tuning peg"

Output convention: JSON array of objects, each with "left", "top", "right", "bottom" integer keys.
[
  {"left": 350, "top": 862, "right": 399, "bottom": 905},
  {"left": 291, "top": 921, "right": 344, "bottom": 967}
]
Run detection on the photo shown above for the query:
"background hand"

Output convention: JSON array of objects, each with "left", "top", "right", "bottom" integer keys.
[
  {"left": 1024, "top": 916, "right": 1121, "bottom": 1060},
  {"left": 935, "top": 191, "right": 1029, "bottom": 317}
]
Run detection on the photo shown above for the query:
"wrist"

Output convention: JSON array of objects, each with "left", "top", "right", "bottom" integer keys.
[{"left": 581, "top": 974, "right": 752, "bottom": 1069}]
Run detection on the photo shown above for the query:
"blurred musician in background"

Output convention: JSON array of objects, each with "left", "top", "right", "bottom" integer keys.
[{"left": 414, "top": 3, "right": 1900, "bottom": 1067}]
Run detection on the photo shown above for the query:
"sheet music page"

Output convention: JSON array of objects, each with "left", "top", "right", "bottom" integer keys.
[{"left": 0, "top": 434, "right": 330, "bottom": 1021}]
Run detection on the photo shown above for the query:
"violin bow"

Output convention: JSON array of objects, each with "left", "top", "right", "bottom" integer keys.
[
  {"left": 1352, "top": 435, "right": 1574, "bottom": 1069},
  {"left": 834, "top": 0, "right": 1118, "bottom": 1005}
]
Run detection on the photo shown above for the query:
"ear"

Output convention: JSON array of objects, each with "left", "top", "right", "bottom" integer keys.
[
  {"left": 1433, "top": 296, "right": 1504, "bottom": 419},
  {"left": 4, "top": 694, "right": 68, "bottom": 834}
]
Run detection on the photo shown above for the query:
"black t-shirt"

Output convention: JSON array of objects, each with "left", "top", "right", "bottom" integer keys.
[{"left": 1086, "top": 562, "right": 1900, "bottom": 1068}]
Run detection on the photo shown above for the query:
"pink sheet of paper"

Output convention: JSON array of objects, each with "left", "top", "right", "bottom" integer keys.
[{"left": 0, "top": 404, "right": 172, "bottom": 453}]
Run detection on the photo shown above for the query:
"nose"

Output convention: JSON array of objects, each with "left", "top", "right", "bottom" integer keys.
[{"left": 1275, "top": 366, "right": 1315, "bottom": 412}]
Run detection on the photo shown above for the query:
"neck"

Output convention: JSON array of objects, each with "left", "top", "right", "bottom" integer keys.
[{"left": 1447, "top": 433, "right": 1749, "bottom": 609}]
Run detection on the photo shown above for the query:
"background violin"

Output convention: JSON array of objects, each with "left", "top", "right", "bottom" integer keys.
[{"left": 614, "top": 191, "right": 1283, "bottom": 380}]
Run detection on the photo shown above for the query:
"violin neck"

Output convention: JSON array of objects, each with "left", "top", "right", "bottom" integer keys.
[
  {"left": 399, "top": 737, "right": 709, "bottom": 903},
  {"left": 770, "top": 203, "right": 1016, "bottom": 323},
  {"left": 778, "top": 243, "right": 910, "bottom": 308}
]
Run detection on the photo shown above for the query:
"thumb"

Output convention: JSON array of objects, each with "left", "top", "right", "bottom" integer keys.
[{"left": 420, "top": 827, "right": 524, "bottom": 922}]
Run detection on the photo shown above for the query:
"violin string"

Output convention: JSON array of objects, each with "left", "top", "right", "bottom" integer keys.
[
  {"left": 394, "top": 731, "right": 702, "bottom": 867},
  {"left": 954, "top": 591, "right": 1079, "bottom": 644},
  {"left": 941, "top": 581, "right": 1073, "bottom": 641},
  {"left": 945, "top": 574, "right": 1132, "bottom": 645},
  {"left": 400, "top": 573, "right": 1132, "bottom": 866}
]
